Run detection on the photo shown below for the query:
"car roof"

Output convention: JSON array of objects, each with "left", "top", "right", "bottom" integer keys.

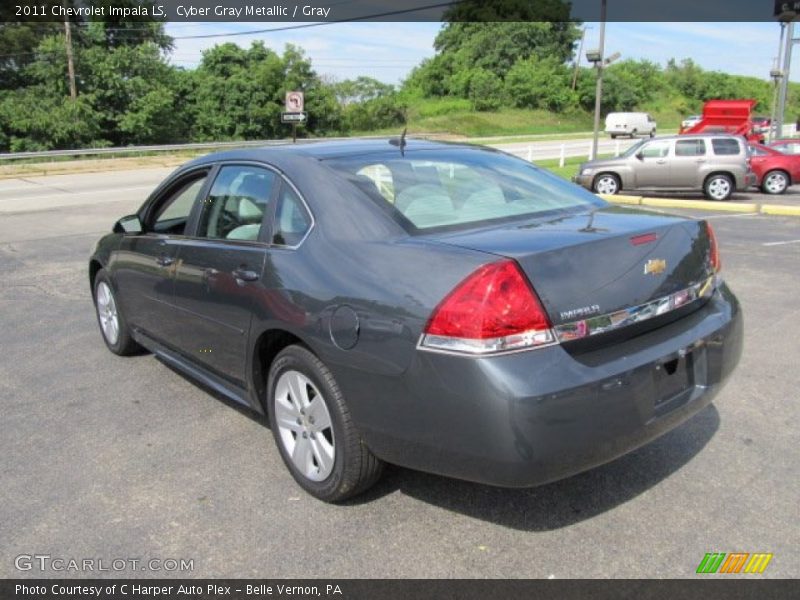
[
  {"left": 642, "top": 133, "right": 746, "bottom": 142},
  {"left": 179, "top": 137, "right": 485, "bottom": 169}
]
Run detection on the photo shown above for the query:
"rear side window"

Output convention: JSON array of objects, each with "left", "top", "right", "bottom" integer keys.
[
  {"left": 327, "top": 148, "right": 604, "bottom": 232},
  {"left": 272, "top": 184, "right": 312, "bottom": 247},
  {"left": 711, "top": 138, "right": 741, "bottom": 155},
  {"left": 675, "top": 139, "right": 706, "bottom": 156}
]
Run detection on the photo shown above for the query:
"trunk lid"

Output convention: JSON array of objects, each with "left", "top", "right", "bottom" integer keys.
[{"left": 426, "top": 206, "right": 715, "bottom": 334}]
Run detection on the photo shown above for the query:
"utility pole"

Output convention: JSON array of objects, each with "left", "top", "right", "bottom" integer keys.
[
  {"left": 775, "top": 20, "right": 795, "bottom": 139},
  {"left": 591, "top": 0, "right": 607, "bottom": 161},
  {"left": 63, "top": 9, "right": 77, "bottom": 100},
  {"left": 572, "top": 27, "right": 589, "bottom": 91},
  {"left": 769, "top": 23, "right": 786, "bottom": 143}
]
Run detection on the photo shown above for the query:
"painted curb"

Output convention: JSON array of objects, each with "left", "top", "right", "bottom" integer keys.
[
  {"left": 600, "top": 193, "right": 800, "bottom": 217},
  {"left": 640, "top": 198, "right": 759, "bottom": 212},
  {"left": 760, "top": 204, "right": 800, "bottom": 216},
  {"left": 599, "top": 193, "right": 642, "bottom": 205}
]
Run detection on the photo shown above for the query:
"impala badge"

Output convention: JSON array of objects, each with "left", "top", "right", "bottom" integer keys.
[{"left": 644, "top": 259, "right": 667, "bottom": 275}]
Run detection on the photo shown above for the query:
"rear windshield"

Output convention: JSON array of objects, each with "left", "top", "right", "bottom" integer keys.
[{"left": 325, "top": 148, "right": 604, "bottom": 232}]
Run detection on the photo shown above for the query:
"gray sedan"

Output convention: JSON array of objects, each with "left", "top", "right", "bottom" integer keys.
[{"left": 89, "top": 139, "right": 742, "bottom": 502}]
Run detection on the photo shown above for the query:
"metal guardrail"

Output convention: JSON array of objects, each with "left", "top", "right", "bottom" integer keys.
[
  {"left": 0, "top": 139, "right": 321, "bottom": 161},
  {"left": 0, "top": 134, "right": 418, "bottom": 161}
]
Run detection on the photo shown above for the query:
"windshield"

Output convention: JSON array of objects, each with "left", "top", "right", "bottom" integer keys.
[
  {"left": 326, "top": 148, "right": 605, "bottom": 232},
  {"left": 621, "top": 139, "right": 647, "bottom": 158}
]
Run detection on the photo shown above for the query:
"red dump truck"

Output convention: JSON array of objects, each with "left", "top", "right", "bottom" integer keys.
[{"left": 679, "top": 99, "right": 765, "bottom": 144}]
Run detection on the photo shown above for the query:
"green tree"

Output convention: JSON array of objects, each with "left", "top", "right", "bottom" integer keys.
[
  {"left": 504, "top": 56, "right": 577, "bottom": 111},
  {"left": 468, "top": 69, "right": 503, "bottom": 111}
]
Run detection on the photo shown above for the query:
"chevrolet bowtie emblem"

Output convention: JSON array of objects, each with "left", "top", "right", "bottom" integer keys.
[{"left": 644, "top": 259, "right": 667, "bottom": 275}]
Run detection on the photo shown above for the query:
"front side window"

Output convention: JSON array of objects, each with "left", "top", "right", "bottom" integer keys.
[
  {"left": 639, "top": 141, "right": 671, "bottom": 159},
  {"left": 198, "top": 165, "right": 276, "bottom": 241},
  {"left": 149, "top": 174, "right": 208, "bottom": 234},
  {"left": 675, "top": 139, "right": 706, "bottom": 156},
  {"left": 327, "top": 148, "right": 604, "bottom": 232}
]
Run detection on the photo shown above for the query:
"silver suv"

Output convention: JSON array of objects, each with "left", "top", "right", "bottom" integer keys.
[{"left": 573, "top": 134, "right": 756, "bottom": 201}]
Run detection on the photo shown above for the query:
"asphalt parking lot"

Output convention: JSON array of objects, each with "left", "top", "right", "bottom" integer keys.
[{"left": 0, "top": 170, "right": 798, "bottom": 579}]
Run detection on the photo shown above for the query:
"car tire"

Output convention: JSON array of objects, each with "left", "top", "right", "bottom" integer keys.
[
  {"left": 631, "top": 129, "right": 638, "bottom": 138},
  {"left": 93, "top": 269, "right": 141, "bottom": 356},
  {"left": 650, "top": 129, "right": 656, "bottom": 138},
  {"left": 704, "top": 174, "right": 734, "bottom": 201},
  {"left": 610, "top": 134, "right": 617, "bottom": 139},
  {"left": 267, "top": 345, "right": 384, "bottom": 502},
  {"left": 593, "top": 173, "right": 621, "bottom": 195},
  {"left": 761, "top": 170, "right": 789, "bottom": 195}
]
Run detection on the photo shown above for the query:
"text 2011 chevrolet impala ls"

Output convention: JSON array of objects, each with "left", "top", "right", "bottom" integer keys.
[{"left": 89, "top": 139, "right": 742, "bottom": 502}]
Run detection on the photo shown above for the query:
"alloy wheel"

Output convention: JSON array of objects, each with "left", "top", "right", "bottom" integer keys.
[
  {"left": 594, "top": 175, "right": 619, "bottom": 195},
  {"left": 763, "top": 172, "right": 788, "bottom": 194},
  {"left": 96, "top": 281, "right": 119, "bottom": 345},
  {"left": 707, "top": 177, "right": 731, "bottom": 201},
  {"left": 274, "top": 370, "right": 335, "bottom": 482}
]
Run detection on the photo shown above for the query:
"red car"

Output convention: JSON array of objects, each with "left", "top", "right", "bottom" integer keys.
[
  {"left": 767, "top": 138, "right": 800, "bottom": 155},
  {"left": 748, "top": 143, "right": 800, "bottom": 194}
]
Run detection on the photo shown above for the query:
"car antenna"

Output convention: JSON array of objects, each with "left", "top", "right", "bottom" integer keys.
[{"left": 389, "top": 127, "right": 407, "bottom": 156}]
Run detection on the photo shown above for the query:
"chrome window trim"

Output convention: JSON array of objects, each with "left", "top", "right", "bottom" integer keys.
[{"left": 270, "top": 174, "right": 316, "bottom": 251}]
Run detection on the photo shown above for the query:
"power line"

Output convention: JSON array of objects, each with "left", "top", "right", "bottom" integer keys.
[{"left": 170, "top": 2, "right": 456, "bottom": 39}]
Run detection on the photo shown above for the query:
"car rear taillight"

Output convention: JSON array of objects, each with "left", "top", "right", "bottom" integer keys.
[
  {"left": 706, "top": 222, "right": 721, "bottom": 273},
  {"left": 420, "top": 259, "right": 556, "bottom": 354}
]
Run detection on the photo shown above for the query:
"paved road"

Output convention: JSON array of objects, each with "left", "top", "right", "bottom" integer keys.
[{"left": 0, "top": 170, "right": 798, "bottom": 578}]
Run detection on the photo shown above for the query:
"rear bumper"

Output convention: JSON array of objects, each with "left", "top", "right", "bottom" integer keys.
[
  {"left": 358, "top": 282, "right": 742, "bottom": 488},
  {"left": 740, "top": 172, "right": 758, "bottom": 189}
]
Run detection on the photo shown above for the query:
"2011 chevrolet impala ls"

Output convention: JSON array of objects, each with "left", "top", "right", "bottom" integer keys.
[{"left": 89, "top": 139, "right": 743, "bottom": 502}]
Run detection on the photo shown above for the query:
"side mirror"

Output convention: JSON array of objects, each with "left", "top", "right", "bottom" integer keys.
[
  {"left": 113, "top": 214, "right": 143, "bottom": 234},
  {"left": 635, "top": 152, "right": 644, "bottom": 160}
]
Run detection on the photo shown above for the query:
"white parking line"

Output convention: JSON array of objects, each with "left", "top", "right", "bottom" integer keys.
[
  {"left": 703, "top": 212, "right": 761, "bottom": 219},
  {"left": 762, "top": 239, "right": 800, "bottom": 247}
]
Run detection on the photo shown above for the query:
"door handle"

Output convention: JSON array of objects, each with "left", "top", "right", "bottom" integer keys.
[
  {"left": 232, "top": 267, "right": 259, "bottom": 282},
  {"left": 156, "top": 255, "right": 174, "bottom": 267},
  {"left": 695, "top": 158, "right": 707, "bottom": 163},
  {"left": 656, "top": 159, "right": 667, "bottom": 164}
]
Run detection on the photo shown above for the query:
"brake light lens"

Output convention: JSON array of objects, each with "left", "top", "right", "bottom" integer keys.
[
  {"left": 706, "top": 222, "right": 721, "bottom": 273},
  {"left": 420, "top": 259, "right": 556, "bottom": 354}
]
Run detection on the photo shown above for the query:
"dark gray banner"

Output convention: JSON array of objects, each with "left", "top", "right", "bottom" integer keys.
[
  {"left": 2, "top": 579, "right": 798, "bottom": 600},
  {"left": 2, "top": 0, "right": 796, "bottom": 23}
]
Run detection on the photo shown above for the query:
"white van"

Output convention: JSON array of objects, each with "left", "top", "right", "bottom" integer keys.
[{"left": 604, "top": 112, "right": 657, "bottom": 138}]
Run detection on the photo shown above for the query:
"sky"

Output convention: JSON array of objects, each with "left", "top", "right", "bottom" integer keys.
[{"left": 163, "top": 21, "right": 797, "bottom": 86}]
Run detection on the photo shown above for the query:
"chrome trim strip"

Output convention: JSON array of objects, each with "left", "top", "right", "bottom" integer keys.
[
  {"left": 554, "top": 275, "right": 716, "bottom": 342},
  {"left": 416, "top": 275, "right": 716, "bottom": 356}
]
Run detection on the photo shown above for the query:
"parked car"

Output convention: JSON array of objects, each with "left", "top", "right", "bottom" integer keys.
[
  {"left": 768, "top": 138, "right": 800, "bottom": 155},
  {"left": 573, "top": 134, "right": 756, "bottom": 201},
  {"left": 748, "top": 143, "right": 800, "bottom": 194},
  {"left": 681, "top": 115, "right": 702, "bottom": 130},
  {"left": 90, "top": 139, "right": 742, "bottom": 502},
  {"left": 605, "top": 112, "right": 657, "bottom": 138}
]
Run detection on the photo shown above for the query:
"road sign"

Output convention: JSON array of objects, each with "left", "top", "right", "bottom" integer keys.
[
  {"left": 285, "top": 91, "right": 304, "bottom": 112},
  {"left": 281, "top": 112, "right": 307, "bottom": 124}
]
